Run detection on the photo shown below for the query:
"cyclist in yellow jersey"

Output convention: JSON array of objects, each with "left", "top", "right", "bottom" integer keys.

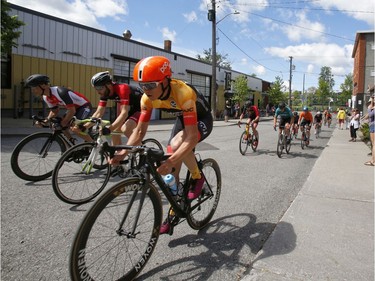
[{"left": 110, "top": 56, "right": 213, "bottom": 235}]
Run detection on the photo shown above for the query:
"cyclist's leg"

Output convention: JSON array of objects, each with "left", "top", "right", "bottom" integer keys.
[
  {"left": 122, "top": 112, "right": 140, "bottom": 139},
  {"left": 252, "top": 121, "right": 259, "bottom": 140}
]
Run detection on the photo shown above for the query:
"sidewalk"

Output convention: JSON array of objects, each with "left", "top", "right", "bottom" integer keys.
[{"left": 241, "top": 127, "right": 374, "bottom": 281}]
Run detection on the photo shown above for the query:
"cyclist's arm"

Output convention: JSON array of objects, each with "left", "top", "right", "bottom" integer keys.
[
  {"left": 127, "top": 120, "right": 149, "bottom": 146},
  {"left": 61, "top": 106, "right": 76, "bottom": 127},
  {"left": 110, "top": 104, "right": 129, "bottom": 131}
]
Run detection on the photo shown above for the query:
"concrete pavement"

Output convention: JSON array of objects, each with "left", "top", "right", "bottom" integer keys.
[
  {"left": 1, "top": 116, "right": 374, "bottom": 280},
  {"left": 241, "top": 127, "right": 374, "bottom": 281}
]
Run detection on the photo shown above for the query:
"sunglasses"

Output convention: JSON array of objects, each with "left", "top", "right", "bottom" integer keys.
[
  {"left": 138, "top": 81, "right": 162, "bottom": 91},
  {"left": 94, "top": 86, "right": 105, "bottom": 91}
]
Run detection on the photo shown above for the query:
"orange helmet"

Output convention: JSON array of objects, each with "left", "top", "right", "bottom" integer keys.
[{"left": 133, "top": 56, "right": 172, "bottom": 82}]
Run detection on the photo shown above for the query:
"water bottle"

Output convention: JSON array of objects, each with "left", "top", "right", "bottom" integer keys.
[{"left": 163, "top": 174, "right": 178, "bottom": 196}]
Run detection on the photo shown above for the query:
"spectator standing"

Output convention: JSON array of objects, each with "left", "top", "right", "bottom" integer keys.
[
  {"left": 364, "top": 95, "right": 375, "bottom": 166},
  {"left": 224, "top": 100, "right": 231, "bottom": 122},
  {"left": 336, "top": 107, "right": 346, "bottom": 130},
  {"left": 234, "top": 102, "right": 240, "bottom": 119},
  {"left": 349, "top": 108, "right": 360, "bottom": 142}
]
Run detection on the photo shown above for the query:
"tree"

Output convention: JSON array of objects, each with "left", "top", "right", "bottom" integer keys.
[
  {"left": 305, "top": 86, "right": 317, "bottom": 107},
  {"left": 337, "top": 73, "right": 353, "bottom": 106},
  {"left": 1, "top": 0, "right": 25, "bottom": 54},
  {"left": 196, "top": 48, "right": 232, "bottom": 69},
  {"left": 232, "top": 75, "right": 248, "bottom": 103},
  {"left": 316, "top": 66, "right": 335, "bottom": 106},
  {"left": 267, "top": 76, "right": 286, "bottom": 105}
]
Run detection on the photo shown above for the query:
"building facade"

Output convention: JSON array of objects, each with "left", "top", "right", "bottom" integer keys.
[
  {"left": 2, "top": 4, "right": 271, "bottom": 120},
  {"left": 351, "top": 30, "right": 375, "bottom": 112}
]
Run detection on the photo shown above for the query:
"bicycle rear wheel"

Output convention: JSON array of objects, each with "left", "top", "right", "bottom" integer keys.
[
  {"left": 239, "top": 131, "right": 249, "bottom": 155},
  {"left": 52, "top": 142, "right": 110, "bottom": 204},
  {"left": 70, "top": 178, "right": 162, "bottom": 281},
  {"left": 187, "top": 158, "right": 221, "bottom": 230},
  {"left": 10, "top": 132, "right": 66, "bottom": 181},
  {"left": 276, "top": 134, "right": 285, "bottom": 158}
]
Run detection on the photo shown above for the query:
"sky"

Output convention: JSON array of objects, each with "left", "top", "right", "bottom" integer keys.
[{"left": 8, "top": 0, "right": 375, "bottom": 92}]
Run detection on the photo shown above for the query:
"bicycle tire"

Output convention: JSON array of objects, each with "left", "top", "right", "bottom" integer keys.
[
  {"left": 186, "top": 158, "right": 221, "bottom": 230},
  {"left": 52, "top": 142, "right": 110, "bottom": 205},
  {"left": 239, "top": 131, "right": 249, "bottom": 155},
  {"left": 276, "top": 134, "right": 284, "bottom": 158},
  {"left": 10, "top": 132, "right": 67, "bottom": 181},
  {"left": 301, "top": 132, "right": 305, "bottom": 149},
  {"left": 286, "top": 135, "right": 292, "bottom": 154},
  {"left": 142, "top": 138, "right": 163, "bottom": 151},
  {"left": 70, "top": 178, "right": 162, "bottom": 281},
  {"left": 251, "top": 134, "right": 258, "bottom": 152}
]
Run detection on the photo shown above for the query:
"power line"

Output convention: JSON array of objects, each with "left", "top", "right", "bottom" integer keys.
[
  {"left": 242, "top": 11, "right": 355, "bottom": 42},
  {"left": 217, "top": 27, "right": 283, "bottom": 73}
]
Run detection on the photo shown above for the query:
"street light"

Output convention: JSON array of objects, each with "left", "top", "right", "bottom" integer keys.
[{"left": 208, "top": 4, "right": 239, "bottom": 119}]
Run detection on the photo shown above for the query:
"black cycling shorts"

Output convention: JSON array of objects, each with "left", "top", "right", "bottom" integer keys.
[{"left": 168, "top": 112, "right": 213, "bottom": 146}]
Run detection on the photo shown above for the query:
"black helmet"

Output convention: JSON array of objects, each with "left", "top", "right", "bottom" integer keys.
[
  {"left": 245, "top": 101, "right": 253, "bottom": 108},
  {"left": 91, "top": 71, "right": 112, "bottom": 87},
  {"left": 25, "top": 74, "right": 50, "bottom": 87},
  {"left": 278, "top": 102, "right": 286, "bottom": 109},
  {"left": 303, "top": 106, "right": 309, "bottom": 111},
  {"left": 293, "top": 111, "right": 299, "bottom": 116}
]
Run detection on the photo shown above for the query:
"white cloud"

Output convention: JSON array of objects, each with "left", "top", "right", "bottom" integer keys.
[
  {"left": 9, "top": 0, "right": 128, "bottom": 30},
  {"left": 265, "top": 43, "right": 354, "bottom": 74},
  {"left": 183, "top": 11, "right": 198, "bottom": 23},
  {"left": 253, "top": 65, "right": 266, "bottom": 75},
  {"left": 312, "top": 0, "right": 375, "bottom": 25},
  {"left": 160, "top": 27, "right": 177, "bottom": 42},
  {"left": 306, "top": 64, "right": 315, "bottom": 74},
  {"left": 282, "top": 11, "right": 326, "bottom": 42}
]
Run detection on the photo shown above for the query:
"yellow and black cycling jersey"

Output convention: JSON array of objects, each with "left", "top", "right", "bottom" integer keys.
[{"left": 139, "top": 79, "right": 211, "bottom": 126}]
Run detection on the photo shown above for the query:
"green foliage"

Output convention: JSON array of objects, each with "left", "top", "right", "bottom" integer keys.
[
  {"left": 232, "top": 75, "right": 248, "bottom": 102},
  {"left": 337, "top": 73, "right": 353, "bottom": 106},
  {"left": 196, "top": 48, "right": 232, "bottom": 69},
  {"left": 268, "top": 76, "right": 286, "bottom": 105},
  {"left": 1, "top": 0, "right": 25, "bottom": 54},
  {"left": 360, "top": 123, "right": 370, "bottom": 143},
  {"left": 316, "top": 66, "right": 335, "bottom": 106}
]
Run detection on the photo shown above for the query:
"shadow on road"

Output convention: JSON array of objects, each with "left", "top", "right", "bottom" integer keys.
[{"left": 137, "top": 213, "right": 296, "bottom": 280}]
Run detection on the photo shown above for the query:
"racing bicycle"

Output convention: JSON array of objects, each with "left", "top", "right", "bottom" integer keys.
[
  {"left": 238, "top": 122, "right": 258, "bottom": 155},
  {"left": 300, "top": 125, "right": 310, "bottom": 149},
  {"left": 275, "top": 125, "right": 292, "bottom": 158},
  {"left": 70, "top": 143, "right": 221, "bottom": 281},
  {"left": 10, "top": 115, "right": 80, "bottom": 181},
  {"left": 51, "top": 117, "right": 163, "bottom": 205}
]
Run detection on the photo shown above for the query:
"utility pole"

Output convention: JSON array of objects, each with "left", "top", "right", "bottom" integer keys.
[
  {"left": 208, "top": 0, "right": 217, "bottom": 120},
  {"left": 289, "top": 56, "right": 293, "bottom": 107}
]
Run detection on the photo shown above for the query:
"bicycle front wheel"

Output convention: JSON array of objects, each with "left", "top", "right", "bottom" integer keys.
[
  {"left": 239, "top": 131, "right": 249, "bottom": 155},
  {"left": 142, "top": 138, "right": 163, "bottom": 151},
  {"left": 276, "top": 134, "right": 284, "bottom": 158},
  {"left": 251, "top": 134, "right": 258, "bottom": 152},
  {"left": 70, "top": 178, "right": 162, "bottom": 281},
  {"left": 301, "top": 132, "right": 305, "bottom": 149},
  {"left": 187, "top": 158, "right": 221, "bottom": 230},
  {"left": 52, "top": 142, "right": 110, "bottom": 205},
  {"left": 10, "top": 132, "right": 66, "bottom": 181}
]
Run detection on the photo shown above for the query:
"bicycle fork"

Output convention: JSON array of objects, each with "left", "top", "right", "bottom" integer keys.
[{"left": 117, "top": 175, "right": 149, "bottom": 238}]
